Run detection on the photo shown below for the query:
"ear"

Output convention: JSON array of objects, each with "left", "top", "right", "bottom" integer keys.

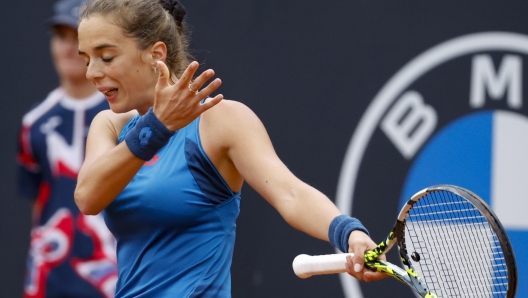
[{"left": 144, "top": 41, "right": 167, "bottom": 65}]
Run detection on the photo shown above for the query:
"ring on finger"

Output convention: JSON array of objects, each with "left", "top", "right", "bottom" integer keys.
[{"left": 188, "top": 83, "right": 198, "bottom": 93}]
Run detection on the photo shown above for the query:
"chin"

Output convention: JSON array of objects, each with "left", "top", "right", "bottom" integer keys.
[{"left": 109, "top": 104, "right": 128, "bottom": 114}]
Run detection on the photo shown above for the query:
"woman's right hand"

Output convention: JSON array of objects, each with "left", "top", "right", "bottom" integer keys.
[
  {"left": 345, "top": 230, "right": 388, "bottom": 282},
  {"left": 153, "top": 60, "right": 224, "bottom": 131}
]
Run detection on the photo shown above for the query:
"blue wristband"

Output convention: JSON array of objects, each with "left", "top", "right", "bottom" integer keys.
[
  {"left": 125, "top": 108, "right": 176, "bottom": 161},
  {"left": 328, "top": 215, "right": 370, "bottom": 253}
]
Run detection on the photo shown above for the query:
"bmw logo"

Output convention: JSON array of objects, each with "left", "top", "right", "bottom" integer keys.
[{"left": 336, "top": 32, "right": 528, "bottom": 298}]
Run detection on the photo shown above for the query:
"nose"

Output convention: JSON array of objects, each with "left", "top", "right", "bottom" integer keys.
[{"left": 86, "top": 62, "right": 103, "bottom": 81}]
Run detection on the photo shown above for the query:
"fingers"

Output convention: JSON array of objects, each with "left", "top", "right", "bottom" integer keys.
[
  {"left": 188, "top": 69, "right": 222, "bottom": 101},
  {"left": 150, "top": 60, "right": 224, "bottom": 131},
  {"left": 346, "top": 257, "right": 388, "bottom": 282},
  {"left": 363, "top": 270, "right": 387, "bottom": 282},
  {"left": 197, "top": 94, "right": 223, "bottom": 113},
  {"left": 160, "top": 61, "right": 223, "bottom": 108},
  {"left": 189, "top": 68, "right": 215, "bottom": 93},
  {"left": 178, "top": 62, "right": 222, "bottom": 100},
  {"left": 196, "top": 78, "right": 222, "bottom": 98},
  {"left": 349, "top": 230, "right": 368, "bottom": 273},
  {"left": 351, "top": 244, "right": 367, "bottom": 274},
  {"left": 178, "top": 61, "right": 199, "bottom": 85},
  {"left": 345, "top": 255, "right": 363, "bottom": 281},
  {"left": 345, "top": 230, "right": 390, "bottom": 282},
  {"left": 156, "top": 61, "right": 171, "bottom": 88}
]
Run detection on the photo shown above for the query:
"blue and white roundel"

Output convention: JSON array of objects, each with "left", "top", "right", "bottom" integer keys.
[
  {"left": 400, "top": 110, "right": 528, "bottom": 297},
  {"left": 336, "top": 32, "right": 528, "bottom": 298}
]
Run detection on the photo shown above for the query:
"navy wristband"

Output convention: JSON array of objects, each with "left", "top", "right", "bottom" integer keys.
[
  {"left": 125, "top": 108, "right": 176, "bottom": 161},
  {"left": 328, "top": 215, "right": 370, "bottom": 253}
]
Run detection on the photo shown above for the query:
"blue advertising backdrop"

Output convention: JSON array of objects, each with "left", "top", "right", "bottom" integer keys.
[{"left": 1, "top": 1, "right": 526, "bottom": 297}]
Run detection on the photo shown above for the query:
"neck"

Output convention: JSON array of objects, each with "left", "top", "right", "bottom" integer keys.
[{"left": 60, "top": 77, "right": 98, "bottom": 99}]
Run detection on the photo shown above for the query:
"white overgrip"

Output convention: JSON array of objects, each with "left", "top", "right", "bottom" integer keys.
[{"left": 292, "top": 253, "right": 354, "bottom": 278}]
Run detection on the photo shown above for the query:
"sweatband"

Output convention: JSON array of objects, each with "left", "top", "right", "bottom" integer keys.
[
  {"left": 328, "top": 215, "right": 370, "bottom": 253},
  {"left": 124, "top": 108, "right": 176, "bottom": 161}
]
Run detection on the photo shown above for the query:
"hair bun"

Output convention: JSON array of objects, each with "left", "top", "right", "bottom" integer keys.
[{"left": 159, "top": 0, "right": 186, "bottom": 25}]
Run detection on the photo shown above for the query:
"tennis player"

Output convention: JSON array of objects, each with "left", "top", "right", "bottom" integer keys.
[
  {"left": 16, "top": 0, "right": 118, "bottom": 297},
  {"left": 74, "top": 0, "right": 386, "bottom": 297}
]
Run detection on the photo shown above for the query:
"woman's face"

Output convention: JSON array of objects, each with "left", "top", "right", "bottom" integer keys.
[{"left": 78, "top": 15, "right": 158, "bottom": 114}]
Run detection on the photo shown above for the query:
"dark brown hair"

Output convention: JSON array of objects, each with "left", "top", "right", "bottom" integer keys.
[{"left": 80, "top": 0, "right": 192, "bottom": 77}]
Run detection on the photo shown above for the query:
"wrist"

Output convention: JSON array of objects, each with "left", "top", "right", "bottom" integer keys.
[
  {"left": 328, "top": 214, "right": 369, "bottom": 253},
  {"left": 125, "top": 108, "right": 176, "bottom": 161}
]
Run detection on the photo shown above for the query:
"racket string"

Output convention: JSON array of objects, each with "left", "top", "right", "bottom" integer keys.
[
  {"left": 420, "top": 193, "right": 504, "bottom": 297},
  {"left": 402, "top": 191, "right": 509, "bottom": 297}
]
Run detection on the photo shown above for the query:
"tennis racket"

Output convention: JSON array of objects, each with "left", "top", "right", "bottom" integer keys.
[{"left": 293, "top": 184, "right": 517, "bottom": 297}]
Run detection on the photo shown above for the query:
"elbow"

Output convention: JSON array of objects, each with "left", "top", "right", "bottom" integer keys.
[{"left": 74, "top": 187, "right": 101, "bottom": 215}]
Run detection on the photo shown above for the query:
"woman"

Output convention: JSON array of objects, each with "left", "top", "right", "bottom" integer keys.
[{"left": 75, "top": 0, "right": 385, "bottom": 296}]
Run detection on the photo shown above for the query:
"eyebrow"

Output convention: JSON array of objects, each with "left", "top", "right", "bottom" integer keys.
[{"left": 79, "top": 43, "right": 117, "bottom": 55}]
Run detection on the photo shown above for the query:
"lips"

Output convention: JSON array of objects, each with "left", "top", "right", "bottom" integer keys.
[
  {"left": 103, "top": 89, "right": 117, "bottom": 96},
  {"left": 97, "top": 87, "right": 118, "bottom": 102}
]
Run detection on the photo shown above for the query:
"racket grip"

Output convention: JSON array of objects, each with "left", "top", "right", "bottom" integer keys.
[{"left": 292, "top": 253, "right": 353, "bottom": 278}]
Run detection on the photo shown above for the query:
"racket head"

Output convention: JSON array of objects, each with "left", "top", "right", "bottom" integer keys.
[{"left": 396, "top": 184, "right": 518, "bottom": 297}]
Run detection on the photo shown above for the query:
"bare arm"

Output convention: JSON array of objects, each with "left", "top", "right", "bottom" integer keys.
[
  {"left": 219, "top": 103, "right": 339, "bottom": 240},
  {"left": 75, "top": 110, "right": 144, "bottom": 215},
  {"left": 202, "top": 102, "right": 345, "bottom": 239},
  {"left": 202, "top": 100, "right": 385, "bottom": 281}
]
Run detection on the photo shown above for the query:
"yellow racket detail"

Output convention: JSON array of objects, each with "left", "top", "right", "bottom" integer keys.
[{"left": 363, "top": 230, "right": 437, "bottom": 297}]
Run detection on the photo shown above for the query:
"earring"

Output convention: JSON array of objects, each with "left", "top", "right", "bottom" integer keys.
[{"left": 153, "top": 65, "right": 158, "bottom": 74}]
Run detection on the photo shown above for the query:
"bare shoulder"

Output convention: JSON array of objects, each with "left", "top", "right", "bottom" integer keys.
[
  {"left": 201, "top": 99, "right": 270, "bottom": 148},
  {"left": 202, "top": 99, "right": 262, "bottom": 127},
  {"left": 91, "top": 109, "right": 138, "bottom": 138}
]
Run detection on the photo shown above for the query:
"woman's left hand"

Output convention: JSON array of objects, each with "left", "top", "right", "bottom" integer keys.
[{"left": 344, "top": 230, "right": 388, "bottom": 282}]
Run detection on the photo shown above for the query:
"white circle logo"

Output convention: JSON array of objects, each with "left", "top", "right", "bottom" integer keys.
[{"left": 336, "top": 32, "right": 528, "bottom": 297}]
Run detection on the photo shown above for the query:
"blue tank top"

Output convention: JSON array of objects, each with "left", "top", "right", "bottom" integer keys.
[{"left": 105, "top": 115, "right": 241, "bottom": 298}]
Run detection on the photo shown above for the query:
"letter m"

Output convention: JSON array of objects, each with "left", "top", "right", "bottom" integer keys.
[{"left": 470, "top": 54, "right": 522, "bottom": 109}]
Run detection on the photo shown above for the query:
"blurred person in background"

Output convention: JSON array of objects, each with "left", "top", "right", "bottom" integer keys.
[{"left": 16, "top": 0, "right": 117, "bottom": 297}]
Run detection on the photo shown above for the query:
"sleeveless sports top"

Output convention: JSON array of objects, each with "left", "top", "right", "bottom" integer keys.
[{"left": 104, "top": 114, "right": 241, "bottom": 298}]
